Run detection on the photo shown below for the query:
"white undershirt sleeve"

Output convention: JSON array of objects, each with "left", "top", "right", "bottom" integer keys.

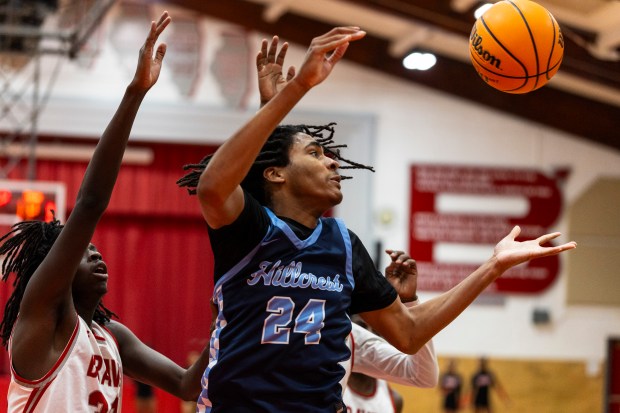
[{"left": 350, "top": 300, "right": 439, "bottom": 387}]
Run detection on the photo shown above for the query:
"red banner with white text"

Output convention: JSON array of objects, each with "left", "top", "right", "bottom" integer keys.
[{"left": 409, "top": 164, "right": 569, "bottom": 294}]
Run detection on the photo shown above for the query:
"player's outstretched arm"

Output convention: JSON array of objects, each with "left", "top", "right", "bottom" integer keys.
[
  {"left": 351, "top": 323, "right": 439, "bottom": 387},
  {"left": 362, "top": 226, "right": 576, "bottom": 354},
  {"left": 107, "top": 321, "right": 209, "bottom": 401},
  {"left": 8, "top": 12, "right": 170, "bottom": 380},
  {"left": 197, "top": 27, "right": 365, "bottom": 229},
  {"left": 353, "top": 249, "right": 438, "bottom": 386}
]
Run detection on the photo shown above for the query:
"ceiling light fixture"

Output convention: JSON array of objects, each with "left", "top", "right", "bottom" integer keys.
[{"left": 403, "top": 51, "right": 437, "bottom": 71}]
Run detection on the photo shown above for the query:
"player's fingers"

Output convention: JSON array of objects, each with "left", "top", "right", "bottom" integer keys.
[
  {"left": 258, "top": 38, "right": 268, "bottom": 66},
  {"left": 537, "top": 241, "right": 577, "bottom": 258},
  {"left": 256, "top": 51, "right": 265, "bottom": 70},
  {"left": 307, "top": 26, "right": 365, "bottom": 56},
  {"left": 536, "top": 232, "right": 561, "bottom": 245},
  {"left": 502, "top": 225, "right": 521, "bottom": 242},
  {"left": 286, "top": 66, "right": 296, "bottom": 81},
  {"left": 154, "top": 43, "right": 167, "bottom": 64},
  {"left": 276, "top": 42, "right": 289, "bottom": 66},
  {"left": 558, "top": 241, "right": 577, "bottom": 250},
  {"left": 386, "top": 249, "right": 402, "bottom": 258},
  {"left": 267, "top": 35, "right": 279, "bottom": 62},
  {"left": 327, "top": 42, "right": 350, "bottom": 65},
  {"left": 403, "top": 257, "right": 416, "bottom": 268},
  {"left": 155, "top": 10, "right": 169, "bottom": 27},
  {"left": 311, "top": 32, "right": 363, "bottom": 54},
  {"left": 314, "top": 26, "right": 362, "bottom": 41},
  {"left": 388, "top": 250, "right": 411, "bottom": 265},
  {"left": 139, "top": 21, "right": 157, "bottom": 59},
  {"left": 155, "top": 14, "right": 171, "bottom": 36},
  {"left": 397, "top": 256, "right": 414, "bottom": 267}
]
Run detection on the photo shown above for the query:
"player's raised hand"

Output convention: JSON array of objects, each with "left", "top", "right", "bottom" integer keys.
[
  {"left": 257, "top": 36, "right": 296, "bottom": 106},
  {"left": 385, "top": 249, "right": 418, "bottom": 302},
  {"left": 493, "top": 226, "right": 577, "bottom": 273},
  {"left": 130, "top": 11, "right": 171, "bottom": 93},
  {"left": 293, "top": 26, "right": 366, "bottom": 90}
]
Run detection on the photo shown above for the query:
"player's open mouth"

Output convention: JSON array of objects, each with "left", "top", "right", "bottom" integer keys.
[{"left": 93, "top": 263, "right": 108, "bottom": 278}]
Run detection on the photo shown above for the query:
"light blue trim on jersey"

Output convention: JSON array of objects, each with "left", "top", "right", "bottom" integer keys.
[
  {"left": 197, "top": 285, "right": 224, "bottom": 413},
  {"left": 205, "top": 206, "right": 355, "bottom": 411},
  {"left": 213, "top": 207, "right": 325, "bottom": 292},
  {"left": 211, "top": 206, "right": 355, "bottom": 305},
  {"left": 264, "top": 207, "right": 324, "bottom": 249},
  {"left": 334, "top": 218, "right": 355, "bottom": 290},
  {"left": 205, "top": 206, "right": 332, "bottom": 410}
]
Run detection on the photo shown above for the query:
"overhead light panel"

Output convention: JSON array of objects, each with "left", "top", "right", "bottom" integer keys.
[{"left": 403, "top": 52, "right": 437, "bottom": 71}]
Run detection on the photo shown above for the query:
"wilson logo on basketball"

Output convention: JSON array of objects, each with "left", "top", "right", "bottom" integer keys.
[{"left": 470, "top": 27, "right": 502, "bottom": 70}]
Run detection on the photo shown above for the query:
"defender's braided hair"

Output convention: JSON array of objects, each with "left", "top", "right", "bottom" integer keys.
[
  {"left": 177, "top": 123, "right": 374, "bottom": 205},
  {"left": 0, "top": 218, "right": 116, "bottom": 348}
]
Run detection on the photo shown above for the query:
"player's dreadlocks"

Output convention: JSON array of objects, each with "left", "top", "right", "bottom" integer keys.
[
  {"left": 177, "top": 123, "right": 374, "bottom": 206},
  {"left": 0, "top": 218, "right": 116, "bottom": 348}
]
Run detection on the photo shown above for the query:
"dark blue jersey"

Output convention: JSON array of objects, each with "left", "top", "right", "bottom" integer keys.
[
  {"left": 208, "top": 192, "right": 397, "bottom": 315},
  {"left": 197, "top": 193, "right": 397, "bottom": 412},
  {"left": 200, "top": 208, "right": 355, "bottom": 412}
]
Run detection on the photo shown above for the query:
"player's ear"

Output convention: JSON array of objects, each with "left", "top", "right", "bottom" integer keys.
[{"left": 264, "top": 166, "right": 285, "bottom": 183}]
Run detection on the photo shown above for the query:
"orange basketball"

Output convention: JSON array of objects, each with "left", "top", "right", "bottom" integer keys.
[{"left": 469, "top": 0, "right": 564, "bottom": 94}]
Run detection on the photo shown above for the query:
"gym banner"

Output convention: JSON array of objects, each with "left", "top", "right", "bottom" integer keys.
[{"left": 409, "top": 164, "right": 569, "bottom": 294}]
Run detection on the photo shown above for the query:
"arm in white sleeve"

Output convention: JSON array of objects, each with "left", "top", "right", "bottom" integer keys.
[{"left": 351, "top": 301, "right": 439, "bottom": 388}]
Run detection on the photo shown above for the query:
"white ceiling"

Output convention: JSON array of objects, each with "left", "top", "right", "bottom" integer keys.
[{"left": 244, "top": 0, "right": 620, "bottom": 107}]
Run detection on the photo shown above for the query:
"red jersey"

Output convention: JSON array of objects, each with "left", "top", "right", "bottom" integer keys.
[{"left": 7, "top": 317, "right": 123, "bottom": 412}]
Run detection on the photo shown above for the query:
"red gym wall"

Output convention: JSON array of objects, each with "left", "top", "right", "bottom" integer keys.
[{"left": 0, "top": 140, "right": 217, "bottom": 410}]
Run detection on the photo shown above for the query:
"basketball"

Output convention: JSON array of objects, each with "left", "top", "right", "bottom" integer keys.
[{"left": 469, "top": 0, "right": 564, "bottom": 94}]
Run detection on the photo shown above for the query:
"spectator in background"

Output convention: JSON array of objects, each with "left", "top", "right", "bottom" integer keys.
[
  {"left": 440, "top": 359, "right": 463, "bottom": 413},
  {"left": 470, "top": 357, "right": 510, "bottom": 413}
]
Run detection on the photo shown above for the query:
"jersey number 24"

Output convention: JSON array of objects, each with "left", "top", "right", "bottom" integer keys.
[{"left": 262, "top": 296, "right": 325, "bottom": 345}]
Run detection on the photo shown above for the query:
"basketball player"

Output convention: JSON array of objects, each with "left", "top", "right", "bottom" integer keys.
[
  {"left": 344, "top": 313, "right": 436, "bottom": 413},
  {"left": 177, "top": 28, "right": 576, "bottom": 412},
  {"left": 470, "top": 357, "right": 510, "bottom": 413},
  {"left": 0, "top": 12, "right": 209, "bottom": 411},
  {"left": 342, "top": 254, "right": 436, "bottom": 413},
  {"left": 440, "top": 359, "right": 464, "bottom": 413},
  {"left": 253, "top": 36, "right": 439, "bottom": 400},
  {"left": 346, "top": 375, "right": 403, "bottom": 413}
]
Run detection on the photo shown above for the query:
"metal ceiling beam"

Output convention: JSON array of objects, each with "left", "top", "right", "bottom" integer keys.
[
  {"left": 0, "top": 0, "right": 116, "bottom": 179},
  {"left": 165, "top": 0, "right": 619, "bottom": 152}
]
